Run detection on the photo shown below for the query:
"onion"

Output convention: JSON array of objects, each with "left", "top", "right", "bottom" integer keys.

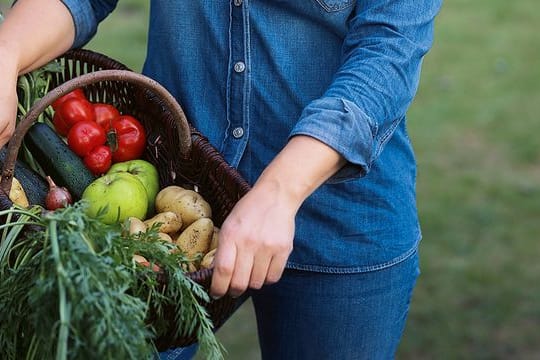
[{"left": 45, "top": 176, "right": 73, "bottom": 210}]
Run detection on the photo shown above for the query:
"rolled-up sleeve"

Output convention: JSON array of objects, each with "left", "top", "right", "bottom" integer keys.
[
  {"left": 289, "top": 0, "right": 442, "bottom": 180},
  {"left": 60, "top": 0, "right": 118, "bottom": 48}
]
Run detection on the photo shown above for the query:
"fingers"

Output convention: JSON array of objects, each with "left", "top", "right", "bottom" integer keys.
[
  {"left": 248, "top": 253, "right": 272, "bottom": 290},
  {"left": 211, "top": 241, "right": 290, "bottom": 299},
  {"left": 265, "top": 253, "right": 289, "bottom": 285},
  {"left": 209, "top": 183, "right": 296, "bottom": 299},
  {"left": 228, "top": 250, "right": 255, "bottom": 298},
  {"left": 210, "top": 239, "right": 237, "bottom": 299}
]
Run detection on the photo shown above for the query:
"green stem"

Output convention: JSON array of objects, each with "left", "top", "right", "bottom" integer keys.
[
  {"left": 80, "top": 232, "right": 97, "bottom": 255},
  {"left": 22, "top": 143, "right": 47, "bottom": 177},
  {"left": 49, "top": 220, "right": 69, "bottom": 360},
  {"left": 17, "top": 103, "right": 27, "bottom": 116},
  {"left": 0, "top": 207, "right": 42, "bottom": 219},
  {"left": 25, "top": 336, "right": 39, "bottom": 360},
  {"left": 12, "top": 246, "right": 34, "bottom": 269},
  {"left": 0, "top": 210, "right": 14, "bottom": 246},
  {"left": 18, "top": 75, "right": 32, "bottom": 115},
  {"left": 0, "top": 219, "right": 43, "bottom": 267},
  {"left": 37, "top": 72, "right": 53, "bottom": 123},
  {"left": 0, "top": 221, "right": 43, "bottom": 231}
]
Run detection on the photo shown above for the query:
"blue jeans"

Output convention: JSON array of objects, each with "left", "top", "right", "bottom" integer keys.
[
  {"left": 160, "top": 250, "right": 419, "bottom": 360},
  {"left": 158, "top": 346, "right": 198, "bottom": 360}
]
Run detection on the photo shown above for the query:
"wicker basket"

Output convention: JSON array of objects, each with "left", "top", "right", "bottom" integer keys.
[{"left": 0, "top": 49, "right": 250, "bottom": 349}]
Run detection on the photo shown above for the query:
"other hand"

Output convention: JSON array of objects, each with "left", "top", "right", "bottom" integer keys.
[{"left": 210, "top": 181, "right": 295, "bottom": 299}]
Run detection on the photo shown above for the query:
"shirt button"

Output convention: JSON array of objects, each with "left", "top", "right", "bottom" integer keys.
[
  {"left": 232, "top": 127, "right": 244, "bottom": 139},
  {"left": 234, "top": 61, "right": 246, "bottom": 73},
  {"left": 234, "top": 0, "right": 243, "bottom": 6}
]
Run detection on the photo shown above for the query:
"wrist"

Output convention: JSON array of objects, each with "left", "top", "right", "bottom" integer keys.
[
  {"left": 0, "top": 11, "right": 23, "bottom": 74},
  {"left": 0, "top": 39, "right": 22, "bottom": 75},
  {"left": 252, "top": 135, "right": 345, "bottom": 210},
  {"left": 251, "top": 175, "right": 306, "bottom": 215}
]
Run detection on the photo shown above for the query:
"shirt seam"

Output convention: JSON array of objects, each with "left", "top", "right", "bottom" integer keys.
[
  {"left": 221, "top": 2, "right": 234, "bottom": 154},
  {"left": 235, "top": 0, "right": 251, "bottom": 167},
  {"left": 371, "top": 115, "right": 404, "bottom": 163},
  {"left": 314, "top": 0, "right": 356, "bottom": 12}
]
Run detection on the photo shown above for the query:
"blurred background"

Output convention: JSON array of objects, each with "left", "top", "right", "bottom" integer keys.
[{"left": 1, "top": 0, "right": 539, "bottom": 358}]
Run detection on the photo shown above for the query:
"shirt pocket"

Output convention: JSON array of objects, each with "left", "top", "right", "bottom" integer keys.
[{"left": 313, "top": 0, "right": 356, "bottom": 12}]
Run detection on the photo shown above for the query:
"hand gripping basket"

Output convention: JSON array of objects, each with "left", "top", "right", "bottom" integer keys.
[{"left": 0, "top": 49, "right": 250, "bottom": 349}]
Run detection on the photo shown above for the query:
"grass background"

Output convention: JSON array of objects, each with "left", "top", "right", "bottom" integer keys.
[{"left": 2, "top": 0, "right": 540, "bottom": 358}]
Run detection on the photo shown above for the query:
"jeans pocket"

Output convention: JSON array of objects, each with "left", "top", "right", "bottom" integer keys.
[{"left": 313, "top": 0, "right": 356, "bottom": 12}]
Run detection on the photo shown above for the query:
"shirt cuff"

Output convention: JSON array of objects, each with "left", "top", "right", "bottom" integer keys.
[
  {"left": 60, "top": 0, "right": 97, "bottom": 49},
  {"left": 289, "top": 97, "right": 376, "bottom": 183}
]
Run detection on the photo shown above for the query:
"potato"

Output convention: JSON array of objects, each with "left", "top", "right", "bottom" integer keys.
[
  {"left": 209, "top": 226, "right": 219, "bottom": 251},
  {"left": 200, "top": 248, "right": 216, "bottom": 269},
  {"left": 155, "top": 185, "right": 187, "bottom": 210},
  {"left": 133, "top": 254, "right": 160, "bottom": 272},
  {"left": 176, "top": 190, "right": 212, "bottom": 228},
  {"left": 156, "top": 188, "right": 212, "bottom": 230},
  {"left": 128, "top": 217, "right": 147, "bottom": 235},
  {"left": 181, "top": 262, "right": 198, "bottom": 273},
  {"left": 167, "top": 230, "right": 182, "bottom": 242},
  {"left": 175, "top": 217, "right": 214, "bottom": 258},
  {"left": 144, "top": 211, "right": 182, "bottom": 234},
  {"left": 157, "top": 232, "right": 173, "bottom": 243},
  {"left": 133, "top": 254, "right": 148, "bottom": 264},
  {"left": 0, "top": 176, "right": 29, "bottom": 208}
]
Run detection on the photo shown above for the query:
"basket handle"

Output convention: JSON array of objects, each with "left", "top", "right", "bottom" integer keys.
[{"left": 0, "top": 69, "right": 192, "bottom": 197}]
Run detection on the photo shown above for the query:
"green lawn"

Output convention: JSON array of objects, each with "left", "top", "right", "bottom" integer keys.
[
  {"left": 3, "top": 0, "right": 540, "bottom": 358},
  {"left": 398, "top": 1, "right": 540, "bottom": 358}
]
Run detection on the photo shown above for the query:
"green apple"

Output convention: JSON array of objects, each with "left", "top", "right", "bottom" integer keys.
[
  {"left": 107, "top": 159, "right": 160, "bottom": 213},
  {"left": 82, "top": 172, "right": 148, "bottom": 224}
]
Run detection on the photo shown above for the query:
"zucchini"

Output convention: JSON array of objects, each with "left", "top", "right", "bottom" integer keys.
[
  {"left": 24, "top": 122, "right": 95, "bottom": 200},
  {"left": 0, "top": 146, "right": 49, "bottom": 207}
]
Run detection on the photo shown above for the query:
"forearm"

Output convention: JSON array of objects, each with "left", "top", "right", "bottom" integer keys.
[
  {"left": 211, "top": 134, "right": 345, "bottom": 297},
  {"left": 0, "top": 0, "right": 75, "bottom": 75},
  {"left": 291, "top": 0, "right": 441, "bottom": 176},
  {"left": 253, "top": 135, "right": 346, "bottom": 211}
]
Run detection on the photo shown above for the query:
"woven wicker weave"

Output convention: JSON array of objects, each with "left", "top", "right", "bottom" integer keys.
[{"left": 0, "top": 49, "right": 250, "bottom": 349}]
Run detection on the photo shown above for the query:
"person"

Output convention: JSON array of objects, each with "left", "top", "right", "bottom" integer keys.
[{"left": 0, "top": 0, "right": 442, "bottom": 359}]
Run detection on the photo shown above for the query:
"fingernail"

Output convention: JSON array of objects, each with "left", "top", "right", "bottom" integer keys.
[{"left": 211, "top": 294, "right": 221, "bottom": 300}]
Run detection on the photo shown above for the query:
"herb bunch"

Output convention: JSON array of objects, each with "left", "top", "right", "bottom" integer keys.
[{"left": 0, "top": 203, "right": 224, "bottom": 360}]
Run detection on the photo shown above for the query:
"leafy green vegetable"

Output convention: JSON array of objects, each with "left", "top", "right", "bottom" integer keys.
[
  {"left": 16, "top": 60, "right": 63, "bottom": 176},
  {"left": 16, "top": 62, "right": 63, "bottom": 122},
  {"left": 0, "top": 203, "right": 224, "bottom": 360}
]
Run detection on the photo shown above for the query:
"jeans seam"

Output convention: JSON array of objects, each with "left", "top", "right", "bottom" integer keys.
[{"left": 285, "top": 238, "right": 420, "bottom": 274}]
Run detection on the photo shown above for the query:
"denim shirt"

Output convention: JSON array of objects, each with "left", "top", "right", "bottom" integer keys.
[{"left": 62, "top": 0, "right": 441, "bottom": 273}]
